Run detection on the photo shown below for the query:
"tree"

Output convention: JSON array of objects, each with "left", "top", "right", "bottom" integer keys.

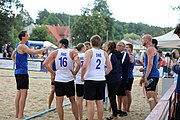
[
  {"left": 72, "top": 0, "right": 114, "bottom": 45},
  {"left": 30, "top": 25, "right": 56, "bottom": 44},
  {"left": 72, "top": 8, "right": 94, "bottom": 45},
  {"left": 123, "top": 33, "right": 141, "bottom": 40},
  {"left": 92, "top": 0, "right": 115, "bottom": 40},
  {"left": 36, "top": 9, "right": 50, "bottom": 24},
  {"left": 0, "top": 0, "right": 27, "bottom": 50},
  {"left": 44, "top": 13, "right": 62, "bottom": 25}
]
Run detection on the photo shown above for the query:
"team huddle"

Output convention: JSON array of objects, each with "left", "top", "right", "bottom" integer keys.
[
  {"left": 11, "top": 23, "right": 180, "bottom": 120},
  {"left": 42, "top": 34, "right": 159, "bottom": 120}
]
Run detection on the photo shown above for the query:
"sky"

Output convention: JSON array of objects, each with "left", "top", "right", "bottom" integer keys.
[{"left": 19, "top": 0, "right": 180, "bottom": 28}]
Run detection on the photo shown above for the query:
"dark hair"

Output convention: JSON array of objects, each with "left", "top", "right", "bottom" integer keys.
[
  {"left": 107, "top": 41, "right": 116, "bottom": 53},
  {"left": 18, "top": 31, "right": 27, "bottom": 40},
  {"left": 59, "top": 38, "right": 69, "bottom": 48},
  {"left": 174, "top": 23, "right": 180, "bottom": 34},
  {"left": 90, "top": 35, "right": 101, "bottom": 47},
  {"left": 152, "top": 39, "right": 158, "bottom": 49},
  {"left": 158, "top": 50, "right": 162, "bottom": 54},
  {"left": 75, "top": 43, "right": 85, "bottom": 51},
  {"left": 84, "top": 41, "right": 90, "bottom": 46},
  {"left": 126, "top": 43, "right": 133, "bottom": 50}
]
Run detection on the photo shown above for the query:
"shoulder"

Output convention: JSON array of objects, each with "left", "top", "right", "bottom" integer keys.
[
  {"left": 147, "top": 47, "right": 156, "bottom": 55},
  {"left": 69, "top": 49, "right": 78, "bottom": 58}
]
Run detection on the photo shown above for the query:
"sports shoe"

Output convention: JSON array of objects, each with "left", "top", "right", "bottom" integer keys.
[{"left": 117, "top": 110, "right": 127, "bottom": 117}]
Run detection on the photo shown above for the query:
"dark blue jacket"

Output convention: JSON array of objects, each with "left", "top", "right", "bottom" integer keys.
[
  {"left": 106, "top": 51, "right": 122, "bottom": 83},
  {"left": 172, "top": 64, "right": 180, "bottom": 74},
  {"left": 172, "top": 64, "right": 180, "bottom": 94},
  {"left": 122, "top": 52, "right": 130, "bottom": 83}
]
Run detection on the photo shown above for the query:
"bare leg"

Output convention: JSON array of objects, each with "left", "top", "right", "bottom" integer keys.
[
  {"left": 147, "top": 91, "right": 157, "bottom": 111},
  {"left": 69, "top": 96, "right": 79, "bottom": 120},
  {"left": 48, "top": 85, "right": 55, "bottom": 109},
  {"left": 87, "top": 100, "right": 94, "bottom": 120},
  {"left": 15, "top": 90, "right": 20, "bottom": 118},
  {"left": 117, "top": 96, "right": 122, "bottom": 110},
  {"left": 56, "top": 96, "right": 64, "bottom": 120},
  {"left": 18, "top": 89, "right": 28, "bottom": 118},
  {"left": 142, "top": 83, "right": 146, "bottom": 98},
  {"left": 126, "top": 90, "right": 132, "bottom": 112},
  {"left": 77, "top": 96, "right": 83, "bottom": 120},
  {"left": 95, "top": 100, "right": 104, "bottom": 120},
  {"left": 122, "top": 96, "right": 127, "bottom": 112}
]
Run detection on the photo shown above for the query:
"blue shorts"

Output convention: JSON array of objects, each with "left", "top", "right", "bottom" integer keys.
[{"left": 177, "top": 77, "right": 180, "bottom": 94}]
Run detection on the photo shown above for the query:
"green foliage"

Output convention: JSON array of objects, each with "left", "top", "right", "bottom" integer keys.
[
  {"left": 72, "top": 0, "right": 114, "bottom": 45},
  {"left": 36, "top": 9, "right": 50, "bottom": 25},
  {"left": 44, "top": 13, "right": 62, "bottom": 25},
  {"left": 36, "top": 9, "right": 73, "bottom": 26},
  {"left": 123, "top": 33, "right": 141, "bottom": 40},
  {"left": 0, "top": 0, "right": 31, "bottom": 50},
  {"left": 30, "top": 25, "right": 56, "bottom": 44}
]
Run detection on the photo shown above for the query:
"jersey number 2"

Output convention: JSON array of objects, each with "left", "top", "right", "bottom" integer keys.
[{"left": 96, "top": 59, "right": 101, "bottom": 69}]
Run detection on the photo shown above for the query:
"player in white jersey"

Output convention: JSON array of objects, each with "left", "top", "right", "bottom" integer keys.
[
  {"left": 75, "top": 43, "right": 85, "bottom": 120},
  {"left": 81, "top": 35, "right": 112, "bottom": 120},
  {"left": 43, "top": 39, "right": 81, "bottom": 120}
]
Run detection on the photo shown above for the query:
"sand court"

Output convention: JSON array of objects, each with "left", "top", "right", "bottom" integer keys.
[{"left": 0, "top": 69, "right": 162, "bottom": 120}]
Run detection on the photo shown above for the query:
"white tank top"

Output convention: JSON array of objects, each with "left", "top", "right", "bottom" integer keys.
[
  {"left": 75, "top": 53, "right": 85, "bottom": 84},
  {"left": 55, "top": 48, "right": 74, "bottom": 82},
  {"left": 84, "top": 48, "right": 106, "bottom": 81}
]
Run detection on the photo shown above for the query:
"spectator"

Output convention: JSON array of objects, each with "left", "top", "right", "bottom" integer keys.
[{"left": 172, "top": 23, "right": 180, "bottom": 119}]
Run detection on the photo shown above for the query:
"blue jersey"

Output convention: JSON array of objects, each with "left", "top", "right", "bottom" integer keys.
[
  {"left": 144, "top": 52, "right": 159, "bottom": 78},
  {"left": 128, "top": 54, "right": 135, "bottom": 78},
  {"left": 15, "top": 43, "right": 28, "bottom": 74}
]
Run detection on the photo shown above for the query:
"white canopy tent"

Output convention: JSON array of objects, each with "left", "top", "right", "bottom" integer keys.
[
  {"left": 154, "top": 29, "right": 180, "bottom": 48},
  {"left": 28, "top": 40, "right": 57, "bottom": 48}
]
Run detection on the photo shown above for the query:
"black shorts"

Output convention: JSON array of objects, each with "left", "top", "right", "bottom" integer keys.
[
  {"left": 127, "top": 78, "right": 134, "bottom": 91},
  {"left": 84, "top": 80, "right": 105, "bottom": 100},
  {"left": 145, "top": 77, "right": 159, "bottom": 91},
  {"left": 15, "top": 74, "right": 29, "bottom": 90},
  {"left": 107, "top": 82, "right": 120, "bottom": 97},
  {"left": 117, "top": 82, "right": 127, "bottom": 96},
  {"left": 76, "top": 84, "right": 84, "bottom": 97},
  {"left": 54, "top": 80, "right": 75, "bottom": 97}
]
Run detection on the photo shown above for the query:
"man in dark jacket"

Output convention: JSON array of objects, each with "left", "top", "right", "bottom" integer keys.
[
  {"left": 116, "top": 41, "right": 130, "bottom": 117},
  {"left": 172, "top": 23, "right": 180, "bottom": 119}
]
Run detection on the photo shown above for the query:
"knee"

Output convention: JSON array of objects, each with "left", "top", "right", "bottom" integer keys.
[{"left": 69, "top": 97, "right": 76, "bottom": 103}]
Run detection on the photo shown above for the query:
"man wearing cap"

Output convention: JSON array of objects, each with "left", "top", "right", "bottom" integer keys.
[{"left": 43, "top": 38, "right": 81, "bottom": 120}]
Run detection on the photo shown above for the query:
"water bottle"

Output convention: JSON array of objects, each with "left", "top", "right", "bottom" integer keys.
[{"left": 147, "top": 78, "right": 153, "bottom": 85}]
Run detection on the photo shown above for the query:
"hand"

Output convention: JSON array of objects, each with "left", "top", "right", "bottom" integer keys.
[
  {"left": 44, "top": 45, "right": 53, "bottom": 50},
  {"left": 70, "top": 69, "right": 76, "bottom": 76},
  {"left": 144, "top": 78, "right": 148, "bottom": 87},
  {"left": 139, "top": 67, "right": 144, "bottom": 72},
  {"left": 139, "top": 76, "right": 144, "bottom": 86},
  {"left": 50, "top": 71, "right": 55, "bottom": 79}
]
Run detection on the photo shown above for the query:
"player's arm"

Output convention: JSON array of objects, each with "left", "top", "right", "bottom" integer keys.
[
  {"left": 20, "top": 44, "right": 52, "bottom": 55},
  {"left": 11, "top": 50, "right": 16, "bottom": 63},
  {"left": 81, "top": 50, "right": 92, "bottom": 81},
  {"left": 43, "top": 50, "right": 57, "bottom": 74},
  {"left": 71, "top": 50, "right": 81, "bottom": 76},
  {"left": 104, "top": 51, "right": 112, "bottom": 75}
]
